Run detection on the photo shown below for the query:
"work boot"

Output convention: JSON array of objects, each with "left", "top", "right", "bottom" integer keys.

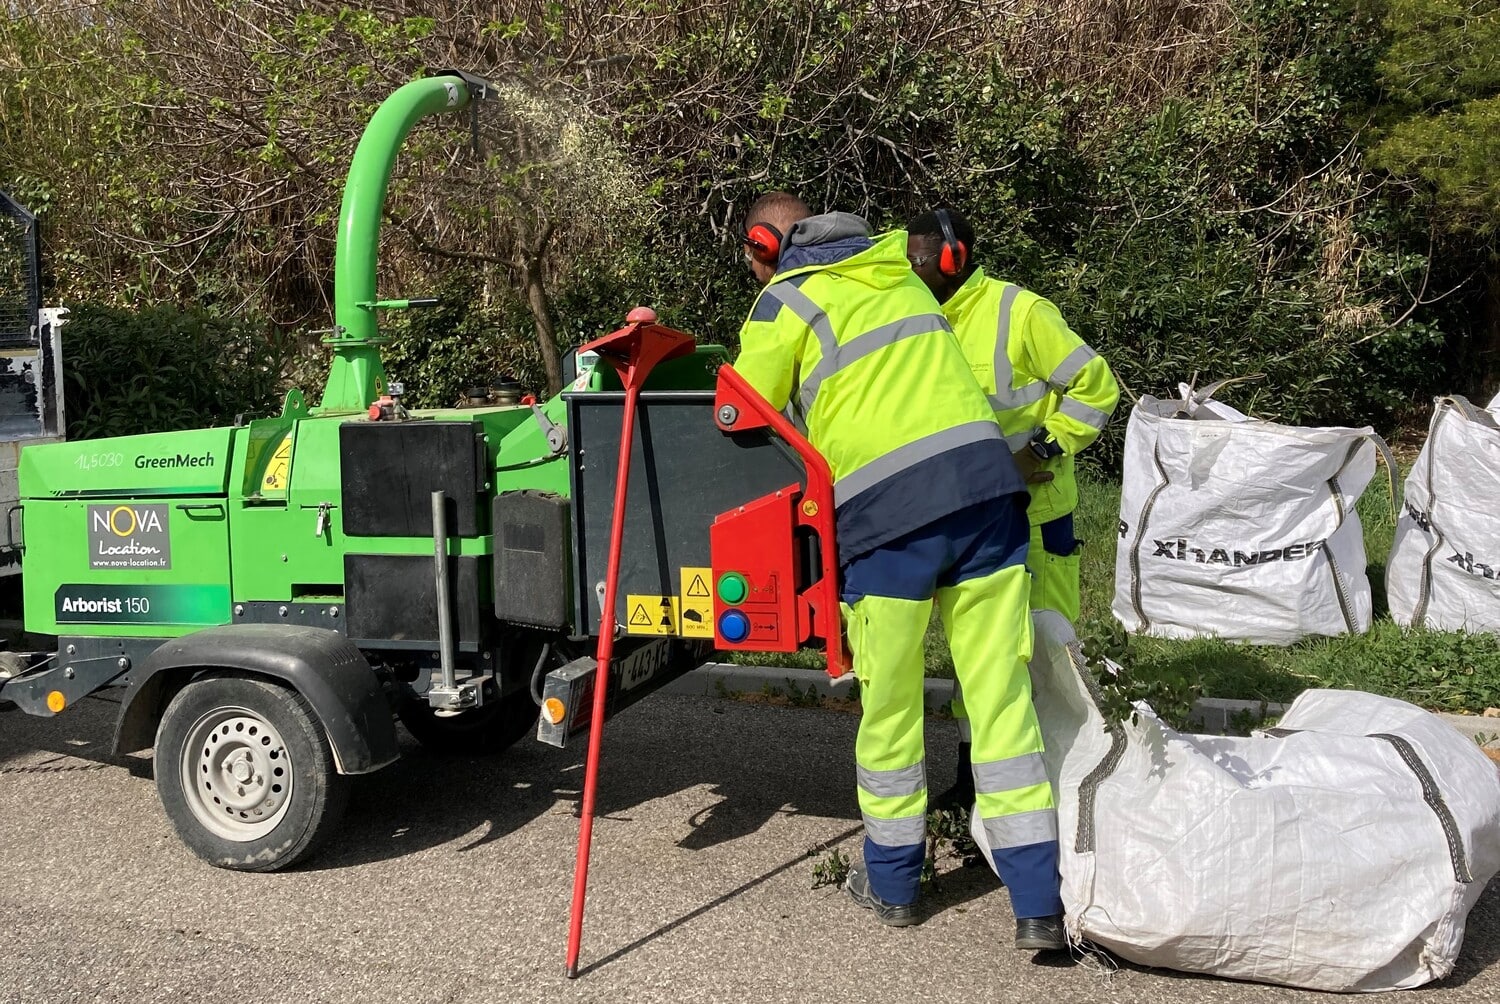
[
  {"left": 930, "top": 741, "right": 975, "bottom": 812},
  {"left": 1015, "top": 915, "right": 1068, "bottom": 952},
  {"left": 844, "top": 866, "right": 918, "bottom": 927}
]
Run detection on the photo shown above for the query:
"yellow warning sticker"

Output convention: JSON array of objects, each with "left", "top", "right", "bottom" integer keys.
[
  {"left": 679, "top": 567, "right": 714, "bottom": 638},
  {"left": 626, "top": 594, "right": 679, "bottom": 636}
]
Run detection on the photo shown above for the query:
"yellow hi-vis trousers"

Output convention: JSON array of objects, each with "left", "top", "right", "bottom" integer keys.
[
  {"left": 841, "top": 500, "right": 1062, "bottom": 917},
  {"left": 953, "top": 510, "right": 1079, "bottom": 743},
  {"left": 1028, "top": 512, "right": 1082, "bottom": 625}
]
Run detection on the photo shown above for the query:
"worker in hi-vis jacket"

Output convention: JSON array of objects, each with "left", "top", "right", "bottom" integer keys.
[{"left": 731, "top": 191, "right": 1066, "bottom": 951}]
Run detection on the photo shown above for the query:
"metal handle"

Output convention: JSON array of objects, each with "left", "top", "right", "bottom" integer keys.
[
  {"left": 174, "top": 503, "right": 226, "bottom": 516},
  {"left": 432, "top": 491, "right": 456, "bottom": 694},
  {"left": 5, "top": 504, "right": 21, "bottom": 551},
  {"left": 357, "top": 298, "right": 439, "bottom": 310}
]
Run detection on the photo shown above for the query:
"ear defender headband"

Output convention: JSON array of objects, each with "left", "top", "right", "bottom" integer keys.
[
  {"left": 935, "top": 208, "right": 968, "bottom": 277},
  {"left": 743, "top": 222, "right": 783, "bottom": 266}
]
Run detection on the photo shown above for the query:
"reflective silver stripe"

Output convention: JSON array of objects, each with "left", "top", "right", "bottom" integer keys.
[
  {"left": 781, "top": 400, "right": 808, "bottom": 434},
  {"left": 988, "top": 381, "right": 1048, "bottom": 412},
  {"left": 982, "top": 808, "right": 1059, "bottom": 849},
  {"left": 857, "top": 759, "right": 926, "bottom": 799},
  {"left": 863, "top": 812, "right": 927, "bottom": 847},
  {"left": 1059, "top": 396, "right": 1110, "bottom": 430},
  {"left": 765, "top": 280, "right": 839, "bottom": 369},
  {"left": 834, "top": 421, "right": 1003, "bottom": 506},
  {"left": 800, "top": 313, "right": 949, "bottom": 411},
  {"left": 994, "top": 283, "right": 1021, "bottom": 375},
  {"left": 992, "top": 284, "right": 1040, "bottom": 412},
  {"left": 1005, "top": 428, "right": 1037, "bottom": 453},
  {"left": 1048, "top": 345, "right": 1098, "bottom": 391},
  {"left": 973, "top": 753, "right": 1048, "bottom": 794}
]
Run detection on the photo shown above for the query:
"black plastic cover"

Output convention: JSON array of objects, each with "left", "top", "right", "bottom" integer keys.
[
  {"left": 345, "top": 553, "right": 484, "bottom": 651},
  {"left": 493, "top": 491, "right": 571, "bottom": 629},
  {"left": 339, "top": 420, "right": 484, "bottom": 538}
]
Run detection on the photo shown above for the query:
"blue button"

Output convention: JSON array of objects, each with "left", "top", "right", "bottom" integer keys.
[{"left": 718, "top": 610, "right": 750, "bottom": 643}]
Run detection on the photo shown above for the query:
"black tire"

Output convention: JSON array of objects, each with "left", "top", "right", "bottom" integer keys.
[
  {"left": 155, "top": 673, "right": 349, "bottom": 872},
  {"left": 396, "top": 689, "right": 540, "bottom": 756}
]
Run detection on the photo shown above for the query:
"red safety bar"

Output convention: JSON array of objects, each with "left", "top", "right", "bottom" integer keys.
[
  {"left": 712, "top": 365, "right": 848, "bottom": 681},
  {"left": 564, "top": 307, "right": 694, "bottom": 979}
]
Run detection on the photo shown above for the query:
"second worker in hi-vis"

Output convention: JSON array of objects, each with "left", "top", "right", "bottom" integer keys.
[{"left": 906, "top": 206, "right": 1120, "bottom": 812}]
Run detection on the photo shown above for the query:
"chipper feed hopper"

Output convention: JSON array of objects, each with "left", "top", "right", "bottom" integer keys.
[{"left": 0, "top": 73, "right": 845, "bottom": 970}]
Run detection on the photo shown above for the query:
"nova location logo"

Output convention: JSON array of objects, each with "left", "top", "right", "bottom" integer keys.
[{"left": 88, "top": 504, "right": 172, "bottom": 570}]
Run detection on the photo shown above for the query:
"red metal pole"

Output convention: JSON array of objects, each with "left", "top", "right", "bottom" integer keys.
[
  {"left": 561, "top": 308, "right": 693, "bottom": 978},
  {"left": 564, "top": 376, "right": 640, "bottom": 979}
]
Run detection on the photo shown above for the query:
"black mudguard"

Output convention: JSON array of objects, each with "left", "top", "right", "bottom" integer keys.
[{"left": 114, "top": 624, "right": 399, "bottom": 774}]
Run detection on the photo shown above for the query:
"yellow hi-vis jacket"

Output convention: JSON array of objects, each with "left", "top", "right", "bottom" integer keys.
[
  {"left": 736, "top": 219, "right": 1025, "bottom": 559},
  {"left": 941, "top": 268, "right": 1119, "bottom": 526}
]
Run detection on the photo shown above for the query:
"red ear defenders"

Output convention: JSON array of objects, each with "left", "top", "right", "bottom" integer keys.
[
  {"left": 743, "top": 222, "right": 782, "bottom": 266},
  {"left": 935, "top": 208, "right": 968, "bottom": 277}
]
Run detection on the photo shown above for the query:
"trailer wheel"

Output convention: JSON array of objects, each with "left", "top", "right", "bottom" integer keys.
[
  {"left": 155, "top": 674, "right": 349, "bottom": 872},
  {"left": 396, "top": 690, "right": 539, "bottom": 756}
]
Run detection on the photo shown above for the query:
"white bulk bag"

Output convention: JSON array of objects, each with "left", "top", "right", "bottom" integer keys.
[
  {"left": 974, "top": 611, "right": 1500, "bottom": 992},
  {"left": 1388, "top": 396, "right": 1500, "bottom": 633},
  {"left": 1112, "top": 379, "right": 1394, "bottom": 644}
]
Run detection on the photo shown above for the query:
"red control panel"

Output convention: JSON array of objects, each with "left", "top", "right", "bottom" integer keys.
[
  {"left": 708, "top": 487, "right": 800, "bottom": 652},
  {"left": 708, "top": 366, "right": 847, "bottom": 679}
]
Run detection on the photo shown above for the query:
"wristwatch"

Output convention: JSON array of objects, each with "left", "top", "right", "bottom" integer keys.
[{"left": 1027, "top": 430, "right": 1064, "bottom": 462}]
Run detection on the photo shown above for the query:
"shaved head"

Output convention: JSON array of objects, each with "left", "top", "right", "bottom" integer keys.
[
  {"left": 746, "top": 191, "right": 812, "bottom": 235},
  {"left": 742, "top": 191, "right": 812, "bottom": 285}
]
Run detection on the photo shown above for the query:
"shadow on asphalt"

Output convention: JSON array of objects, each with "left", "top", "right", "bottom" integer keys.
[
  {"left": 919, "top": 854, "right": 1014, "bottom": 927},
  {"left": 315, "top": 696, "right": 879, "bottom": 871},
  {"left": 0, "top": 692, "right": 956, "bottom": 871},
  {"left": 577, "top": 822, "right": 866, "bottom": 977},
  {"left": 0, "top": 694, "right": 152, "bottom": 780}
]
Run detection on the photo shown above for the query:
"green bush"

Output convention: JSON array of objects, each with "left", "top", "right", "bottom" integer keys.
[
  {"left": 10, "top": 0, "right": 1492, "bottom": 439},
  {"left": 374, "top": 273, "right": 551, "bottom": 409},
  {"left": 61, "top": 302, "right": 292, "bottom": 439}
]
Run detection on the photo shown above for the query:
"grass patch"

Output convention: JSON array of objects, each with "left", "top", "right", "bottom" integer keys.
[{"left": 729, "top": 470, "right": 1500, "bottom": 714}]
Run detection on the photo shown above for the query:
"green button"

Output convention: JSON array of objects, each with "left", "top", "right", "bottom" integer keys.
[{"left": 718, "top": 572, "right": 747, "bottom": 605}]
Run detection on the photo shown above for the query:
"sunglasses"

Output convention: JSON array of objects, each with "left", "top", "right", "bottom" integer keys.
[{"left": 907, "top": 253, "right": 938, "bottom": 268}]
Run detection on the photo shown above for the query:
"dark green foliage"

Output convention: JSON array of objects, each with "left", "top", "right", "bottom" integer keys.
[
  {"left": 1367, "top": 0, "right": 1500, "bottom": 375},
  {"left": 61, "top": 302, "right": 292, "bottom": 439},
  {"left": 922, "top": 805, "right": 982, "bottom": 887},
  {"left": 377, "top": 274, "right": 547, "bottom": 409},
  {"left": 8, "top": 0, "right": 1494, "bottom": 452},
  {"left": 809, "top": 846, "right": 850, "bottom": 890},
  {"left": 1081, "top": 614, "right": 1204, "bottom": 731}
]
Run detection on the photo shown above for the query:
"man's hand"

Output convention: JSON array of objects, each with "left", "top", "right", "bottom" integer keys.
[{"left": 1016, "top": 449, "right": 1055, "bottom": 485}]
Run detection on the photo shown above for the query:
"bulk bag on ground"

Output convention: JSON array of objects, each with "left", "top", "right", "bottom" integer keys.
[
  {"left": 1388, "top": 396, "right": 1500, "bottom": 633},
  {"left": 1112, "top": 379, "right": 1394, "bottom": 644},
  {"left": 973, "top": 611, "right": 1500, "bottom": 992}
]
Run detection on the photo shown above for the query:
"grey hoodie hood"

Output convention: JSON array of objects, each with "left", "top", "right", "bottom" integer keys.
[
  {"left": 778, "top": 212, "right": 875, "bottom": 272},
  {"left": 786, "top": 212, "right": 872, "bottom": 246}
]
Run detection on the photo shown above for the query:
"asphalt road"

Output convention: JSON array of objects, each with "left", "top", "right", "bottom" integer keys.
[{"left": 1, "top": 693, "right": 1496, "bottom": 1004}]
